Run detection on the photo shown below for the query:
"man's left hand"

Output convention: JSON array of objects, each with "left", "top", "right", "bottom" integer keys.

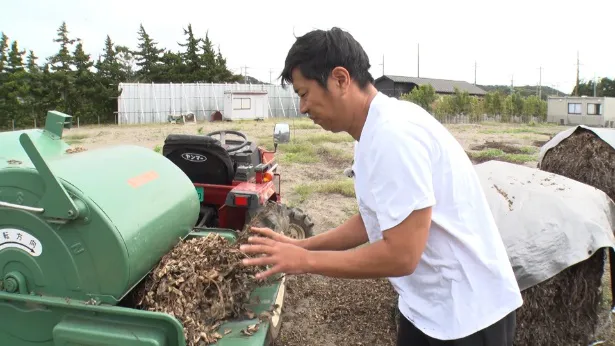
[{"left": 240, "top": 236, "right": 310, "bottom": 280}]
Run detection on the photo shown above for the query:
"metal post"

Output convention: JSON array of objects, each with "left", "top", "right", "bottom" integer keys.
[
  {"left": 197, "top": 82, "right": 206, "bottom": 120},
  {"left": 212, "top": 82, "right": 219, "bottom": 111},
  {"left": 171, "top": 82, "right": 176, "bottom": 118},
  {"left": 152, "top": 82, "right": 160, "bottom": 123},
  {"left": 138, "top": 82, "right": 145, "bottom": 124},
  {"left": 290, "top": 93, "right": 298, "bottom": 117}
]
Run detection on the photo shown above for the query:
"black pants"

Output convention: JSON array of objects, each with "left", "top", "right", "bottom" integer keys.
[{"left": 397, "top": 310, "right": 516, "bottom": 346}]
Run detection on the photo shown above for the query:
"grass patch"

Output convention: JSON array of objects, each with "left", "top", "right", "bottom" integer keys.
[
  {"left": 278, "top": 142, "right": 319, "bottom": 164},
  {"left": 64, "top": 133, "right": 89, "bottom": 144},
  {"left": 477, "top": 124, "right": 561, "bottom": 136},
  {"left": 273, "top": 132, "right": 354, "bottom": 165},
  {"left": 468, "top": 148, "right": 537, "bottom": 164},
  {"left": 153, "top": 145, "right": 162, "bottom": 153},
  {"left": 303, "top": 133, "right": 354, "bottom": 144},
  {"left": 292, "top": 122, "right": 321, "bottom": 130},
  {"left": 316, "top": 146, "right": 353, "bottom": 165},
  {"left": 278, "top": 142, "right": 354, "bottom": 165},
  {"left": 294, "top": 179, "right": 355, "bottom": 202},
  {"left": 519, "top": 146, "right": 538, "bottom": 154},
  {"left": 479, "top": 127, "right": 546, "bottom": 135},
  {"left": 501, "top": 153, "right": 537, "bottom": 164}
]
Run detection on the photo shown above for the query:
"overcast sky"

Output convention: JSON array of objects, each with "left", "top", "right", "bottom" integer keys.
[{"left": 1, "top": 0, "right": 612, "bottom": 94}]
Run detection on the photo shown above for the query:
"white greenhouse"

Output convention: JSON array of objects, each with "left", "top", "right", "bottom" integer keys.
[{"left": 115, "top": 82, "right": 303, "bottom": 125}]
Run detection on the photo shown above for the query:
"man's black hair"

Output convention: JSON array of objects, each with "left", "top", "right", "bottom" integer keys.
[{"left": 280, "top": 27, "right": 374, "bottom": 90}]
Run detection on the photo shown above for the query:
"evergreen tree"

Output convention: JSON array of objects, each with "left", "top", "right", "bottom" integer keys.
[
  {"left": 6, "top": 40, "right": 25, "bottom": 73},
  {"left": 0, "top": 32, "right": 9, "bottom": 73},
  {"left": 133, "top": 24, "right": 164, "bottom": 82},
  {"left": 48, "top": 22, "right": 77, "bottom": 72},
  {"left": 179, "top": 23, "right": 201, "bottom": 80}
]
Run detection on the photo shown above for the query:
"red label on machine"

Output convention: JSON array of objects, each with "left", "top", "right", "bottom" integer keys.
[{"left": 127, "top": 170, "right": 159, "bottom": 188}]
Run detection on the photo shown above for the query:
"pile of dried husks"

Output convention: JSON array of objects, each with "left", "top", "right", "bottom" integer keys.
[
  {"left": 129, "top": 202, "right": 289, "bottom": 345},
  {"left": 514, "top": 248, "right": 606, "bottom": 346},
  {"left": 523, "top": 127, "right": 615, "bottom": 345},
  {"left": 540, "top": 127, "right": 615, "bottom": 205}
]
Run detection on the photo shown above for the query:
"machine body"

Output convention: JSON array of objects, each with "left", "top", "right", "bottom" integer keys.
[{"left": 0, "top": 111, "right": 284, "bottom": 346}]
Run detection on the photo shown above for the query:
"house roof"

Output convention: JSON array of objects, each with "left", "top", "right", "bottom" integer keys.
[{"left": 376, "top": 75, "right": 487, "bottom": 96}]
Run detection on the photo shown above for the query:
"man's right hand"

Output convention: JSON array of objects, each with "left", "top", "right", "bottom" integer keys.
[{"left": 250, "top": 226, "right": 303, "bottom": 247}]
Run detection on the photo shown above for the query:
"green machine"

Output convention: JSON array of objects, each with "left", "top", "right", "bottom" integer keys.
[{"left": 0, "top": 111, "right": 285, "bottom": 345}]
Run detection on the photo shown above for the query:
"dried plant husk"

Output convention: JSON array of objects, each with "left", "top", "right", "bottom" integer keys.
[{"left": 130, "top": 202, "right": 289, "bottom": 345}]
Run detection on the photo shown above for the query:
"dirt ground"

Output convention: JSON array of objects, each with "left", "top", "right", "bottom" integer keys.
[{"left": 50, "top": 118, "right": 614, "bottom": 345}]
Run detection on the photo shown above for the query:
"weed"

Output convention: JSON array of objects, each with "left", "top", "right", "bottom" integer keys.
[
  {"left": 292, "top": 122, "right": 321, "bottom": 130},
  {"left": 293, "top": 179, "right": 355, "bottom": 202},
  {"left": 468, "top": 148, "right": 536, "bottom": 164},
  {"left": 303, "top": 133, "right": 354, "bottom": 144},
  {"left": 519, "top": 146, "right": 538, "bottom": 154},
  {"left": 64, "top": 133, "right": 89, "bottom": 144}
]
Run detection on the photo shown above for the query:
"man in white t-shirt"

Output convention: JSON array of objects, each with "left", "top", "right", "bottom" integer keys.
[{"left": 240, "top": 27, "right": 523, "bottom": 345}]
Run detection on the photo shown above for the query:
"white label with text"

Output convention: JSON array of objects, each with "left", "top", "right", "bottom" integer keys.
[{"left": 0, "top": 228, "right": 43, "bottom": 256}]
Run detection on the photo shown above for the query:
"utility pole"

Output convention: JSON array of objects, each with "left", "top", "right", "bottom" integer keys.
[
  {"left": 510, "top": 75, "right": 514, "bottom": 94},
  {"left": 538, "top": 66, "right": 543, "bottom": 100},
  {"left": 474, "top": 61, "right": 477, "bottom": 85},
  {"left": 244, "top": 65, "right": 248, "bottom": 84},
  {"left": 575, "top": 51, "right": 580, "bottom": 96},
  {"left": 417, "top": 43, "right": 420, "bottom": 78},
  {"left": 269, "top": 68, "right": 273, "bottom": 84},
  {"left": 379, "top": 54, "right": 384, "bottom": 76}
]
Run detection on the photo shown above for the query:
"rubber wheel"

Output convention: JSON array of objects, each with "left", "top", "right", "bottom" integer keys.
[
  {"left": 253, "top": 202, "right": 315, "bottom": 240},
  {"left": 285, "top": 205, "right": 315, "bottom": 239}
]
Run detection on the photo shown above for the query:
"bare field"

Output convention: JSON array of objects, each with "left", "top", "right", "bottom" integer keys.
[{"left": 58, "top": 118, "right": 614, "bottom": 345}]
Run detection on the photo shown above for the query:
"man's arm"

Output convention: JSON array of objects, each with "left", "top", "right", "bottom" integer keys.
[
  {"left": 241, "top": 122, "right": 436, "bottom": 280},
  {"left": 298, "top": 213, "right": 368, "bottom": 251},
  {"left": 242, "top": 206, "right": 431, "bottom": 280},
  {"left": 305, "top": 206, "right": 431, "bottom": 278}
]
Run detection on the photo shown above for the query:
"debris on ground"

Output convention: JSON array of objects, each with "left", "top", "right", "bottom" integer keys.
[
  {"left": 66, "top": 147, "right": 87, "bottom": 154},
  {"left": 276, "top": 274, "right": 398, "bottom": 346},
  {"left": 470, "top": 140, "right": 527, "bottom": 154}
]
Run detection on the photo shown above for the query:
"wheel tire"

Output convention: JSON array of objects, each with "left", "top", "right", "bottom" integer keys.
[
  {"left": 254, "top": 202, "right": 315, "bottom": 240},
  {"left": 285, "top": 205, "right": 315, "bottom": 239}
]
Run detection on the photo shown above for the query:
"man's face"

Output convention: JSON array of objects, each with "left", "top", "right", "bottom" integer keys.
[{"left": 291, "top": 68, "right": 348, "bottom": 133}]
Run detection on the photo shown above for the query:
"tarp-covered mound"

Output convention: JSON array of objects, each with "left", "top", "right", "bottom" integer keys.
[{"left": 474, "top": 160, "right": 615, "bottom": 345}]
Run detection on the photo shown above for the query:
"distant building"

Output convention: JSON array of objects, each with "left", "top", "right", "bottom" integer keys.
[
  {"left": 374, "top": 75, "right": 487, "bottom": 99},
  {"left": 547, "top": 96, "right": 615, "bottom": 127}
]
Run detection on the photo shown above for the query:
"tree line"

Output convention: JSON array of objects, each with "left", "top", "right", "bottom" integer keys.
[
  {"left": 402, "top": 85, "right": 548, "bottom": 123},
  {"left": 0, "top": 22, "right": 243, "bottom": 130},
  {"left": 573, "top": 77, "right": 615, "bottom": 97}
]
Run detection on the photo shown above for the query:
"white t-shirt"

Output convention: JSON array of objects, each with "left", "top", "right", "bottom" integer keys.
[{"left": 352, "top": 92, "right": 523, "bottom": 340}]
